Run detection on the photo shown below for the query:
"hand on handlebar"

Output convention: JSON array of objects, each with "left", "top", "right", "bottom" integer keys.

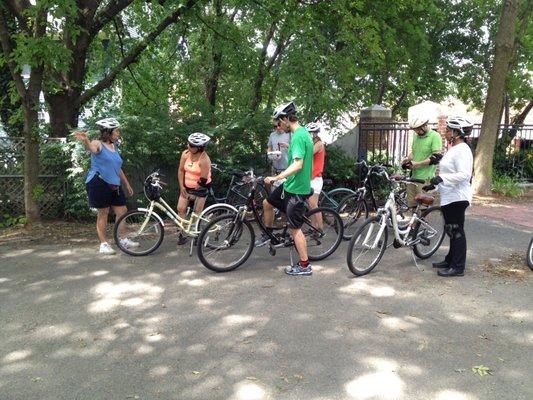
[{"left": 422, "top": 176, "right": 443, "bottom": 191}]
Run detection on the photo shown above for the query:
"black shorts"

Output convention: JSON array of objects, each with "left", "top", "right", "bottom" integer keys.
[
  {"left": 184, "top": 186, "right": 209, "bottom": 198},
  {"left": 86, "top": 175, "right": 126, "bottom": 209},
  {"left": 267, "top": 184, "right": 311, "bottom": 229}
]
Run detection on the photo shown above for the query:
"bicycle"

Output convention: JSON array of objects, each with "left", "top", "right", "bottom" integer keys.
[
  {"left": 338, "top": 160, "right": 409, "bottom": 240},
  {"left": 196, "top": 173, "right": 344, "bottom": 272},
  {"left": 317, "top": 180, "right": 356, "bottom": 210},
  {"left": 346, "top": 170, "right": 445, "bottom": 276},
  {"left": 208, "top": 163, "right": 269, "bottom": 221},
  {"left": 526, "top": 238, "right": 533, "bottom": 271},
  {"left": 113, "top": 171, "right": 237, "bottom": 256}
]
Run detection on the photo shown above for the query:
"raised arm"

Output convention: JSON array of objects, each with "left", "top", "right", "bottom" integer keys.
[{"left": 75, "top": 131, "right": 101, "bottom": 154}]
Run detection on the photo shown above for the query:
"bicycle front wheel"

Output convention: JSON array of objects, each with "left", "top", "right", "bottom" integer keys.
[
  {"left": 527, "top": 238, "right": 533, "bottom": 271},
  {"left": 197, "top": 214, "right": 255, "bottom": 272},
  {"left": 337, "top": 194, "right": 368, "bottom": 240},
  {"left": 114, "top": 210, "right": 164, "bottom": 256},
  {"left": 303, "top": 207, "right": 344, "bottom": 261},
  {"left": 347, "top": 217, "right": 388, "bottom": 276},
  {"left": 413, "top": 206, "right": 445, "bottom": 259}
]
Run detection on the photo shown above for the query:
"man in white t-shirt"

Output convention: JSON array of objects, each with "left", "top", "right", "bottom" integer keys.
[{"left": 267, "top": 122, "right": 291, "bottom": 174}]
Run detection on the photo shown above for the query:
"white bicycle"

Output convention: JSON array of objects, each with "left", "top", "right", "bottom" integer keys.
[{"left": 347, "top": 170, "right": 445, "bottom": 276}]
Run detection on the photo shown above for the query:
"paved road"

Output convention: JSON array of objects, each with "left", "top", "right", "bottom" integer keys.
[{"left": 0, "top": 216, "right": 531, "bottom": 400}]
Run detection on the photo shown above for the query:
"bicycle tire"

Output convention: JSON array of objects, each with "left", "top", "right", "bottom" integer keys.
[
  {"left": 337, "top": 194, "right": 369, "bottom": 240},
  {"left": 304, "top": 207, "right": 344, "bottom": 260},
  {"left": 248, "top": 183, "right": 269, "bottom": 222},
  {"left": 347, "top": 216, "right": 388, "bottom": 276},
  {"left": 114, "top": 210, "right": 164, "bottom": 256},
  {"left": 527, "top": 237, "right": 533, "bottom": 271},
  {"left": 412, "top": 206, "right": 445, "bottom": 259},
  {"left": 197, "top": 204, "right": 236, "bottom": 233},
  {"left": 319, "top": 188, "right": 356, "bottom": 210},
  {"left": 197, "top": 214, "right": 255, "bottom": 272}
]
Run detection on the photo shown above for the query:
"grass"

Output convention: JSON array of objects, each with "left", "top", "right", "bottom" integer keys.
[{"left": 492, "top": 173, "right": 524, "bottom": 198}]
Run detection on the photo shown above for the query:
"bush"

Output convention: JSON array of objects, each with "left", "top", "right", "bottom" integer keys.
[
  {"left": 492, "top": 173, "right": 524, "bottom": 198},
  {"left": 0, "top": 214, "right": 27, "bottom": 228},
  {"left": 323, "top": 145, "right": 358, "bottom": 188}
]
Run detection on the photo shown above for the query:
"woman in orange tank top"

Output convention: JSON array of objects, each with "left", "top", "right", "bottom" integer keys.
[
  {"left": 177, "top": 133, "right": 212, "bottom": 244},
  {"left": 306, "top": 123, "right": 326, "bottom": 229}
]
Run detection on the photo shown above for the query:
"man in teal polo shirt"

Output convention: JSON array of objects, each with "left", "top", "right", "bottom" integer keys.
[
  {"left": 402, "top": 117, "right": 443, "bottom": 207},
  {"left": 256, "top": 101, "right": 314, "bottom": 276}
]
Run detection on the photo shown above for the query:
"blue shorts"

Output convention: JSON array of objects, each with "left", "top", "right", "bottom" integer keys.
[{"left": 86, "top": 175, "right": 126, "bottom": 209}]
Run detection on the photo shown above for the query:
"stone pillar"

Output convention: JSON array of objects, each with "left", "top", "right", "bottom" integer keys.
[{"left": 358, "top": 104, "right": 393, "bottom": 160}]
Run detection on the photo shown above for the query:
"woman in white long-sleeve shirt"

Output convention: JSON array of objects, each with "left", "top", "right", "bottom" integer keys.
[{"left": 423, "top": 117, "right": 474, "bottom": 277}]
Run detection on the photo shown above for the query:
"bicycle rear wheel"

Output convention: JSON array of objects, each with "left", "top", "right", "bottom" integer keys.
[
  {"left": 347, "top": 217, "right": 388, "bottom": 276},
  {"left": 303, "top": 207, "right": 343, "bottom": 261},
  {"left": 114, "top": 210, "right": 164, "bottom": 256},
  {"left": 413, "top": 206, "right": 445, "bottom": 259},
  {"left": 319, "top": 188, "right": 355, "bottom": 210},
  {"left": 197, "top": 214, "right": 255, "bottom": 272},
  {"left": 197, "top": 204, "right": 236, "bottom": 233},
  {"left": 337, "top": 194, "right": 368, "bottom": 240}
]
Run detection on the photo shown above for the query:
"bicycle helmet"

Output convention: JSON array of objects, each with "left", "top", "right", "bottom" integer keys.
[
  {"left": 306, "top": 122, "right": 321, "bottom": 133},
  {"left": 96, "top": 118, "right": 120, "bottom": 130},
  {"left": 188, "top": 132, "right": 211, "bottom": 147},
  {"left": 272, "top": 101, "right": 297, "bottom": 120},
  {"left": 408, "top": 116, "right": 428, "bottom": 129},
  {"left": 447, "top": 116, "right": 473, "bottom": 136}
]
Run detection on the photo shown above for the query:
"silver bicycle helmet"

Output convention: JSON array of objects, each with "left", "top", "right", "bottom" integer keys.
[
  {"left": 188, "top": 132, "right": 211, "bottom": 147},
  {"left": 306, "top": 122, "right": 321, "bottom": 133},
  {"left": 95, "top": 118, "right": 120, "bottom": 130},
  {"left": 447, "top": 116, "right": 473, "bottom": 136},
  {"left": 272, "top": 101, "right": 297, "bottom": 119}
]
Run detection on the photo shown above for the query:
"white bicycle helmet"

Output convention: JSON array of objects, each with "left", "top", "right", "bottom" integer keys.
[
  {"left": 96, "top": 118, "right": 120, "bottom": 130},
  {"left": 306, "top": 122, "right": 321, "bottom": 133},
  {"left": 188, "top": 132, "right": 211, "bottom": 147},
  {"left": 272, "top": 101, "right": 297, "bottom": 119},
  {"left": 409, "top": 116, "right": 429, "bottom": 129},
  {"left": 447, "top": 116, "right": 473, "bottom": 136}
]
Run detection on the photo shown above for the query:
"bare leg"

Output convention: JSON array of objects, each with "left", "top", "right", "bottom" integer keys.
[
  {"left": 290, "top": 228, "right": 308, "bottom": 261},
  {"left": 96, "top": 207, "right": 110, "bottom": 243},
  {"left": 177, "top": 194, "right": 190, "bottom": 218},
  {"left": 193, "top": 196, "right": 207, "bottom": 215},
  {"left": 111, "top": 205, "right": 128, "bottom": 235},
  {"left": 307, "top": 193, "right": 323, "bottom": 229},
  {"left": 262, "top": 199, "right": 274, "bottom": 228}
]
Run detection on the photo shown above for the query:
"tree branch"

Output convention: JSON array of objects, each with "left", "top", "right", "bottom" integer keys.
[
  {"left": 78, "top": 0, "right": 199, "bottom": 106},
  {"left": 4, "top": 0, "right": 30, "bottom": 32},
  {"left": 0, "top": 10, "right": 26, "bottom": 101},
  {"left": 91, "top": 0, "right": 134, "bottom": 37}
]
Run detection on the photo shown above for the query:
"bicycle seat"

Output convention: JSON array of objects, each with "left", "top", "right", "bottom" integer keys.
[
  {"left": 323, "top": 178, "right": 333, "bottom": 186},
  {"left": 414, "top": 194, "right": 434, "bottom": 206}
]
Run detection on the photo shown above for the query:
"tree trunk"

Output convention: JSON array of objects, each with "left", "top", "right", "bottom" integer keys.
[
  {"left": 23, "top": 108, "right": 40, "bottom": 223},
  {"left": 472, "top": 0, "right": 520, "bottom": 195},
  {"left": 46, "top": 92, "right": 80, "bottom": 137}
]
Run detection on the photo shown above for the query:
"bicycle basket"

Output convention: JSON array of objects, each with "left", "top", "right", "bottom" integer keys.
[{"left": 144, "top": 178, "right": 162, "bottom": 201}]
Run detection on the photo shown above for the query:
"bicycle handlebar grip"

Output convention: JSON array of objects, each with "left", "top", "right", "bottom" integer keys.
[{"left": 407, "top": 178, "right": 426, "bottom": 184}]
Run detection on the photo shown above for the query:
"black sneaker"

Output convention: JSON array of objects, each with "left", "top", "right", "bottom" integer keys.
[
  {"left": 177, "top": 233, "right": 188, "bottom": 245},
  {"left": 254, "top": 233, "right": 271, "bottom": 247}
]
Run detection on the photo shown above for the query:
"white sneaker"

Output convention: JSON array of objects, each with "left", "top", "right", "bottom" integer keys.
[
  {"left": 99, "top": 242, "right": 116, "bottom": 255},
  {"left": 120, "top": 237, "right": 140, "bottom": 248}
]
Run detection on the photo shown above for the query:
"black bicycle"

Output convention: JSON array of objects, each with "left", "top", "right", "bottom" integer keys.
[
  {"left": 196, "top": 174, "right": 344, "bottom": 272},
  {"left": 337, "top": 161, "right": 409, "bottom": 240}
]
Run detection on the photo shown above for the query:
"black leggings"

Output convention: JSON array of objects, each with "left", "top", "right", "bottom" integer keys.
[{"left": 441, "top": 201, "right": 469, "bottom": 271}]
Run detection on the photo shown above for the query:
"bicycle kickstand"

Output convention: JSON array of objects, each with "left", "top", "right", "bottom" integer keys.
[
  {"left": 188, "top": 237, "right": 194, "bottom": 257},
  {"left": 410, "top": 250, "right": 424, "bottom": 272},
  {"left": 289, "top": 246, "right": 295, "bottom": 268}
]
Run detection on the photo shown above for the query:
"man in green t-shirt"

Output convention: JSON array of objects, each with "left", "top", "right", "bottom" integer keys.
[
  {"left": 402, "top": 117, "right": 443, "bottom": 208},
  {"left": 255, "top": 101, "right": 314, "bottom": 276}
]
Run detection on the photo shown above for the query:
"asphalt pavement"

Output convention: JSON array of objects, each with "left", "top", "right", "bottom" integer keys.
[{"left": 0, "top": 215, "right": 531, "bottom": 400}]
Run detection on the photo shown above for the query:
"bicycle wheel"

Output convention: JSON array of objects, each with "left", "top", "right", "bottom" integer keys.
[
  {"left": 337, "top": 194, "right": 368, "bottom": 240},
  {"left": 413, "top": 206, "right": 445, "bottom": 259},
  {"left": 527, "top": 237, "right": 533, "bottom": 271},
  {"left": 114, "top": 210, "right": 164, "bottom": 256},
  {"left": 197, "top": 214, "right": 255, "bottom": 272},
  {"left": 395, "top": 188, "right": 409, "bottom": 217},
  {"left": 303, "top": 207, "right": 344, "bottom": 261},
  {"left": 319, "top": 188, "right": 355, "bottom": 210},
  {"left": 197, "top": 204, "right": 236, "bottom": 233},
  {"left": 347, "top": 217, "right": 388, "bottom": 276}
]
